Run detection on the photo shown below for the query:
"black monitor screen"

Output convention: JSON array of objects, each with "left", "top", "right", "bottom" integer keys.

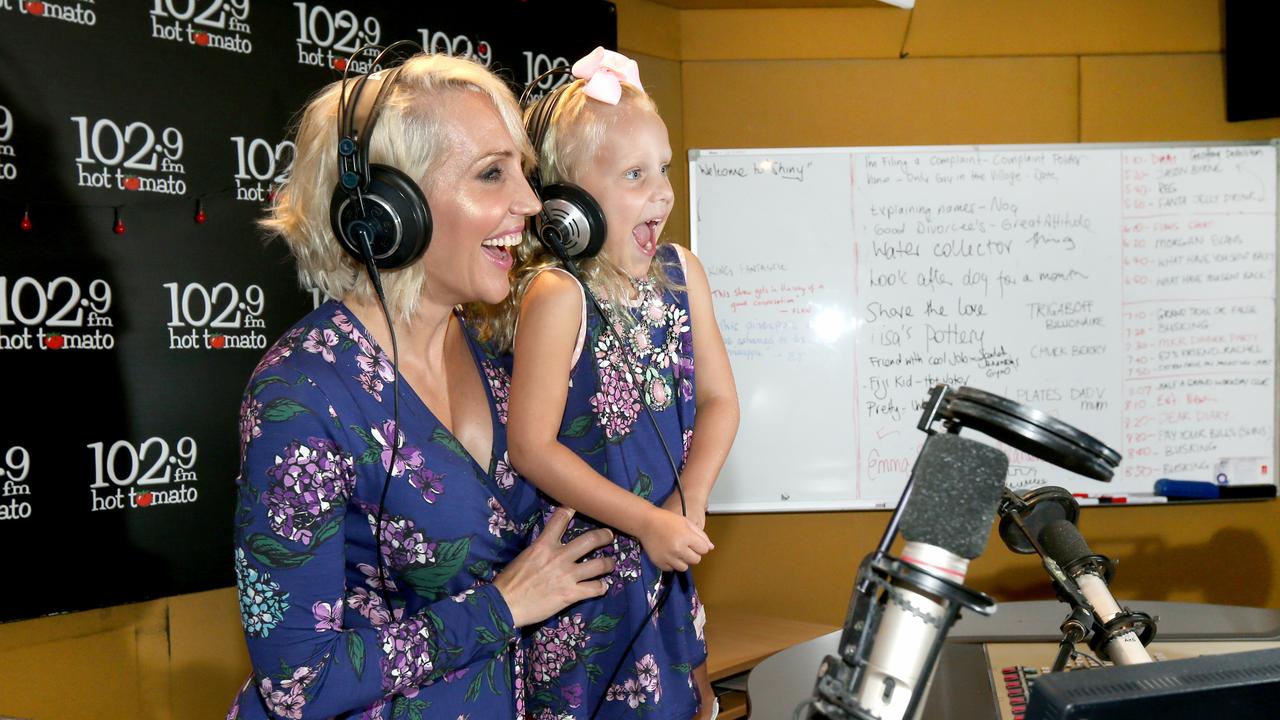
[
  {"left": 1225, "top": 1, "right": 1280, "bottom": 122},
  {"left": 1026, "top": 647, "right": 1280, "bottom": 719}
]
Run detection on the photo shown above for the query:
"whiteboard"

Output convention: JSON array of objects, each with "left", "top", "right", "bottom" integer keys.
[{"left": 690, "top": 143, "right": 1278, "bottom": 512}]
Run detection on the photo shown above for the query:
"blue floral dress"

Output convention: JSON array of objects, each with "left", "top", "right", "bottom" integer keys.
[
  {"left": 522, "top": 245, "right": 708, "bottom": 720},
  {"left": 228, "top": 302, "right": 538, "bottom": 720}
]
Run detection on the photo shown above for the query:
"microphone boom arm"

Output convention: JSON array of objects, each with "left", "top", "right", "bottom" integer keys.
[{"left": 998, "top": 487, "right": 1158, "bottom": 664}]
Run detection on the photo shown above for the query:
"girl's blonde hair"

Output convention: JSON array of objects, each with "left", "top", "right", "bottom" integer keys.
[
  {"left": 476, "top": 79, "right": 681, "bottom": 352},
  {"left": 262, "top": 53, "right": 533, "bottom": 323}
]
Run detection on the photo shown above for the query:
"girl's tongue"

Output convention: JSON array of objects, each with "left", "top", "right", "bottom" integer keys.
[{"left": 632, "top": 221, "right": 658, "bottom": 257}]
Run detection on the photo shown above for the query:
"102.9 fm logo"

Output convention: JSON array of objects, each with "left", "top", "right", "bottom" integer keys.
[
  {"left": 71, "top": 115, "right": 188, "bottom": 195},
  {"left": 230, "top": 135, "right": 294, "bottom": 203},
  {"left": 87, "top": 436, "right": 200, "bottom": 511},
  {"left": 293, "top": 2, "right": 381, "bottom": 71},
  {"left": 0, "top": 105, "right": 17, "bottom": 182},
  {"left": 148, "top": 0, "right": 253, "bottom": 54},
  {"left": 0, "top": 276, "right": 116, "bottom": 351},
  {"left": 1, "top": 446, "right": 32, "bottom": 521},
  {"left": 164, "top": 281, "right": 267, "bottom": 350}
]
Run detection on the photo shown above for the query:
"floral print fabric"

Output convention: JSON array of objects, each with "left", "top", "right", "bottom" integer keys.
[
  {"left": 523, "top": 245, "right": 708, "bottom": 720},
  {"left": 228, "top": 302, "right": 539, "bottom": 720}
]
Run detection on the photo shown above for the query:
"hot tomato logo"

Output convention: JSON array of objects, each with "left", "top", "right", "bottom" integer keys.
[
  {"left": 230, "top": 135, "right": 295, "bottom": 203},
  {"left": 70, "top": 116, "right": 187, "bottom": 196},
  {"left": 0, "top": 105, "right": 19, "bottom": 182},
  {"left": 0, "top": 276, "right": 116, "bottom": 352},
  {"left": 87, "top": 436, "right": 200, "bottom": 511},
  {"left": 163, "top": 281, "right": 267, "bottom": 351},
  {"left": 149, "top": 0, "right": 253, "bottom": 54},
  {"left": 293, "top": 3, "right": 382, "bottom": 71},
  {"left": 1, "top": 446, "right": 33, "bottom": 521},
  {"left": 18, "top": 0, "right": 96, "bottom": 25}
]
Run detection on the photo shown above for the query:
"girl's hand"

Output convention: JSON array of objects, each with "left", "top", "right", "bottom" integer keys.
[
  {"left": 493, "top": 507, "right": 616, "bottom": 628},
  {"left": 637, "top": 507, "right": 714, "bottom": 572},
  {"left": 661, "top": 490, "right": 707, "bottom": 531}
]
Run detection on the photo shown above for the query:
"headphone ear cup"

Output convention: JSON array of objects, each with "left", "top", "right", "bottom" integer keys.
[
  {"left": 535, "top": 181, "right": 606, "bottom": 260},
  {"left": 329, "top": 164, "right": 432, "bottom": 270}
]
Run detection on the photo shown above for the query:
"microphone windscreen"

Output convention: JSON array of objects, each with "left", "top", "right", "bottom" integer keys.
[
  {"left": 899, "top": 433, "right": 1009, "bottom": 559},
  {"left": 1038, "top": 518, "right": 1095, "bottom": 567},
  {"left": 999, "top": 486, "right": 1080, "bottom": 554}
]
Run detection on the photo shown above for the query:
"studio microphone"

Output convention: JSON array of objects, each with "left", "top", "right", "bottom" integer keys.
[
  {"left": 850, "top": 433, "right": 1009, "bottom": 719},
  {"left": 1037, "top": 519, "right": 1153, "bottom": 665},
  {"left": 997, "top": 485, "right": 1080, "bottom": 555}
]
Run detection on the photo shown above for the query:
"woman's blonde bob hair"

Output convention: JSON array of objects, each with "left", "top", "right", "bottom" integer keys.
[
  {"left": 476, "top": 78, "right": 680, "bottom": 353},
  {"left": 261, "top": 53, "right": 534, "bottom": 322}
]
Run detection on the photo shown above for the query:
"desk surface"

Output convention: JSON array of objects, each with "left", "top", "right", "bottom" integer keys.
[
  {"left": 705, "top": 609, "right": 839, "bottom": 682},
  {"left": 748, "top": 600, "right": 1280, "bottom": 719}
]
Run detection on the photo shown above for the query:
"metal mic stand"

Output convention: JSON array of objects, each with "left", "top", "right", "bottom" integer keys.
[
  {"left": 799, "top": 385, "right": 997, "bottom": 720},
  {"left": 997, "top": 488, "right": 1157, "bottom": 669},
  {"left": 998, "top": 489, "right": 1101, "bottom": 671},
  {"left": 800, "top": 383, "right": 1131, "bottom": 719}
]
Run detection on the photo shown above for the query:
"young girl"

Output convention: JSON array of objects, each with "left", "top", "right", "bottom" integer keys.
[{"left": 491, "top": 48, "right": 739, "bottom": 719}]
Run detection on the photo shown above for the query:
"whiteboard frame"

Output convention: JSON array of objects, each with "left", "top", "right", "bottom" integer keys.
[{"left": 689, "top": 139, "right": 1280, "bottom": 514}]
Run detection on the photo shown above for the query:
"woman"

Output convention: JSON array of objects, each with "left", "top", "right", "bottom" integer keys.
[{"left": 228, "top": 53, "right": 614, "bottom": 719}]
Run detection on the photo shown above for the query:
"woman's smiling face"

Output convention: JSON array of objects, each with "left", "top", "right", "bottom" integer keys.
[{"left": 421, "top": 89, "right": 540, "bottom": 307}]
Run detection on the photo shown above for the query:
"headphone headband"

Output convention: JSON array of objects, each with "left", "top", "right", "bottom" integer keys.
[
  {"left": 523, "top": 70, "right": 576, "bottom": 186},
  {"left": 520, "top": 69, "right": 606, "bottom": 263},
  {"left": 330, "top": 41, "right": 433, "bottom": 272},
  {"left": 336, "top": 41, "right": 421, "bottom": 194}
]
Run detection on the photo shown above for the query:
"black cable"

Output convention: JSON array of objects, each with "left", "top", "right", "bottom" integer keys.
[
  {"left": 355, "top": 230, "right": 402, "bottom": 616},
  {"left": 590, "top": 571, "right": 680, "bottom": 720},
  {"left": 573, "top": 258, "right": 686, "bottom": 515},
  {"left": 334, "top": 43, "right": 422, "bottom": 615},
  {"left": 563, "top": 257, "right": 692, "bottom": 720}
]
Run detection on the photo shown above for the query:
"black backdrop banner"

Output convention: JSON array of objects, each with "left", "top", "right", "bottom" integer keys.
[{"left": 0, "top": 0, "right": 617, "bottom": 624}]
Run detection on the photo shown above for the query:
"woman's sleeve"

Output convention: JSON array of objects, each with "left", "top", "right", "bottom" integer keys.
[{"left": 234, "top": 371, "right": 519, "bottom": 718}]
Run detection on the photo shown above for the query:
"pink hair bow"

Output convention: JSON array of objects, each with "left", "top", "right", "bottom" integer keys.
[{"left": 571, "top": 46, "right": 643, "bottom": 105}]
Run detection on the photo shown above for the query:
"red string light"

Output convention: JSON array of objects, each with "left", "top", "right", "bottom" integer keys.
[
  {"left": 113, "top": 207, "right": 126, "bottom": 235},
  {"left": 194, "top": 199, "right": 207, "bottom": 224},
  {"left": 20, "top": 206, "right": 32, "bottom": 232}
]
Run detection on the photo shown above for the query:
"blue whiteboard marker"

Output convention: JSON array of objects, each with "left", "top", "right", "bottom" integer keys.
[{"left": 1154, "top": 479, "right": 1221, "bottom": 499}]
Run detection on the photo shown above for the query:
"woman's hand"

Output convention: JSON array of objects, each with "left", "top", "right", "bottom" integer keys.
[
  {"left": 637, "top": 506, "right": 713, "bottom": 572},
  {"left": 493, "top": 507, "right": 616, "bottom": 628}
]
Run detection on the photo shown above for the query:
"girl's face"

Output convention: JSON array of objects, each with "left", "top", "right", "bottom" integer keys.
[{"left": 574, "top": 104, "right": 674, "bottom": 281}]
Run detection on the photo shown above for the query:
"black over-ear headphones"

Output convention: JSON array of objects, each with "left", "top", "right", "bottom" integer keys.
[
  {"left": 522, "top": 73, "right": 608, "bottom": 263},
  {"left": 330, "top": 41, "right": 432, "bottom": 271}
]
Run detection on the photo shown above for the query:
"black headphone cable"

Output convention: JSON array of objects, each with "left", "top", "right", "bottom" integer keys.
[
  {"left": 355, "top": 229, "right": 401, "bottom": 615},
  {"left": 563, "top": 258, "right": 691, "bottom": 720}
]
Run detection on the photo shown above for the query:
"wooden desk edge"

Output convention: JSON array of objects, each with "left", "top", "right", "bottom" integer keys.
[{"left": 705, "top": 609, "right": 840, "bottom": 682}]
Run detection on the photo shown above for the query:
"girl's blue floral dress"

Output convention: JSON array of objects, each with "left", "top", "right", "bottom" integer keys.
[
  {"left": 228, "top": 302, "right": 538, "bottom": 720},
  {"left": 522, "top": 245, "right": 708, "bottom": 720}
]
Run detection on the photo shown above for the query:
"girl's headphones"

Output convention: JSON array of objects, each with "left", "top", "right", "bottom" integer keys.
[
  {"left": 522, "top": 75, "right": 608, "bottom": 263},
  {"left": 330, "top": 41, "right": 433, "bottom": 271}
]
